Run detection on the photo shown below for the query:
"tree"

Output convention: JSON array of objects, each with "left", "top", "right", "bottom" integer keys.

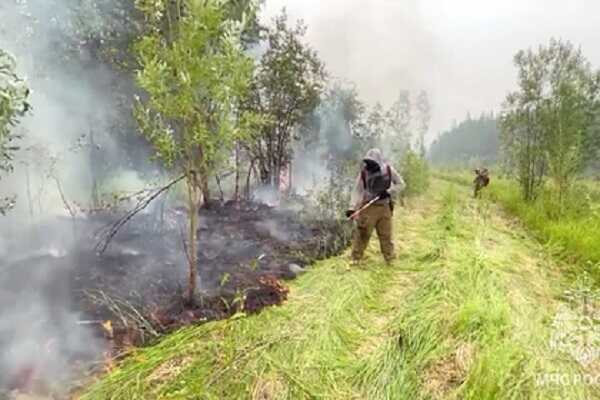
[
  {"left": 244, "top": 11, "right": 326, "bottom": 188},
  {"left": 538, "top": 43, "right": 600, "bottom": 206},
  {"left": 415, "top": 90, "right": 431, "bottom": 157},
  {"left": 134, "top": 0, "right": 255, "bottom": 303},
  {"left": 0, "top": 49, "right": 30, "bottom": 215},
  {"left": 501, "top": 39, "right": 600, "bottom": 203},
  {"left": 321, "top": 81, "right": 366, "bottom": 159},
  {"left": 386, "top": 90, "right": 411, "bottom": 159},
  {"left": 501, "top": 96, "right": 547, "bottom": 201},
  {"left": 364, "top": 102, "right": 386, "bottom": 150}
]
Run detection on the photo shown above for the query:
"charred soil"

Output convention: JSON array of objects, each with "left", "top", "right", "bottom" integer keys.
[{"left": 0, "top": 199, "right": 351, "bottom": 394}]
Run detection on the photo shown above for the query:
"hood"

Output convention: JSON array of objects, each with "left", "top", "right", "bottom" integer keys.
[{"left": 363, "top": 148, "right": 385, "bottom": 171}]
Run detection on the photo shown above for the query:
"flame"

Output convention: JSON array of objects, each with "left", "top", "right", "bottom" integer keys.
[{"left": 101, "top": 320, "right": 113, "bottom": 339}]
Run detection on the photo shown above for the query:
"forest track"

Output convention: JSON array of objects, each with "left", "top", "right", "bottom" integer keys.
[{"left": 80, "top": 180, "right": 599, "bottom": 400}]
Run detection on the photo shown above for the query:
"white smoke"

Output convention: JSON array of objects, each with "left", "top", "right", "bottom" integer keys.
[{"left": 0, "top": 0, "right": 140, "bottom": 394}]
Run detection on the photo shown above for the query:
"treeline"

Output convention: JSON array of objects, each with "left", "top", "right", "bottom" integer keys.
[{"left": 428, "top": 113, "right": 500, "bottom": 166}]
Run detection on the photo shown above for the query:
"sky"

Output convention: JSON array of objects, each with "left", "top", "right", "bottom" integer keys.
[{"left": 262, "top": 0, "right": 600, "bottom": 140}]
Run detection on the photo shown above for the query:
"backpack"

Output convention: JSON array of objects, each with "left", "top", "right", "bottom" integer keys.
[{"left": 361, "top": 164, "right": 392, "bottom": 195}]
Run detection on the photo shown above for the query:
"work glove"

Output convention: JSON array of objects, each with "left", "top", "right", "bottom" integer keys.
[
  {"left": 378, "top": 191, "right": 391, "bottom": 200},
  {"left": 345, "top": 209, "right": 355, "bottom": 219}
]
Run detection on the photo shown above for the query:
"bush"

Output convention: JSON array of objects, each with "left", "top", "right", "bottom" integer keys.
[{"left": 400, "top": 150, "right": 430, "bottom": 197}]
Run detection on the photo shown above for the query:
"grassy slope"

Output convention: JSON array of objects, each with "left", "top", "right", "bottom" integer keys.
[{"left": 81, "top": 181, "right": 597, "bottom": 400}]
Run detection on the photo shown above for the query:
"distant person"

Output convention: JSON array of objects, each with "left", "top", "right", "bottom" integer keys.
[
  {"left": 346, "top": 148, "right": 405, "bottom": 265},
  {"left": 473, "top": 168, "right": 490, "bottom": 198}
]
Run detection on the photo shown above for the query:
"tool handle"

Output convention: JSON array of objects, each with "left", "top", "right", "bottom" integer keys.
[{"left": 347, "top": 196, "right": 380, "bottom": 221}]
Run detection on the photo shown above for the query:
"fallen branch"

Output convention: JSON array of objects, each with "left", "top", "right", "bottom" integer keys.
[{"left": 95, "top": 174, "right": 185, "bottom": 254}]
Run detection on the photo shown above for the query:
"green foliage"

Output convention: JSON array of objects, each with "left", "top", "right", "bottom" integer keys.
[
  {"left": 244, "top": 11, "right": 326, "bottom": 186},
  {"left": 400, "top": 149, "right": 430, "bottom": 197},
  {"left": 501, "top": 39, "right": 600, "bottom": 202},
  {"left": 429, "top": 113, "right": 500, "bottom": 166},
  {"left": 134, "top": 0, "right": 256, "bottom": 301},
  {"left": 134, "top": 0, "right": 254, "bottom": 171},
  {"left": 0, "top": 50, "right": 29, "bottom": 175},
  {"left": 0, "top": 49, "right": 29, "bottom": 215}
]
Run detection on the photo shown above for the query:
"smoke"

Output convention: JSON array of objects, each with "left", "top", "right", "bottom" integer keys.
[
  {"left": 262, "top": 1, "right": 440, "bottom": 136},
  {"left": 0, "top": 0, "right": 144, "bottom": 218},
  {"left": 264, "top": 0, "right": 600, "bottom": 142},
  {"left": 255, "top": 219, "right": 291, "bottom": 242},
  {"left": 0, "top": 0, "right": 146, "bottom": 394}
]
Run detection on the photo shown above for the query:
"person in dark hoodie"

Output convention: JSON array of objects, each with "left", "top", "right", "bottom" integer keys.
[
  {"left": 346, "top": 148, "right": 405, "bottom": 265},
  {"left": 473, "top": 168, "right": 490, "bottom": 198}
]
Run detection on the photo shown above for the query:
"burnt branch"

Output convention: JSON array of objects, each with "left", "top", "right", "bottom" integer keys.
[{"left": 95, "top": 174, "right": 186, "bottom": 254}]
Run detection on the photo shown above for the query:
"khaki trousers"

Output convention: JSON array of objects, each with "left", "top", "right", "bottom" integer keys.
[{"left": 351, "top": 203, "right": 394, "bottom": 262}]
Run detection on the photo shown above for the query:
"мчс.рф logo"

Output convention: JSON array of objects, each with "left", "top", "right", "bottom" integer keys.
[{"left": 549, "top": 276, "right": 600, "bottom": 368}]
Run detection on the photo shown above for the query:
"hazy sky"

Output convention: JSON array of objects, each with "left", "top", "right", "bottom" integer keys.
[{"left": 262, "top": 0, "right": 600, "bottom": 139}]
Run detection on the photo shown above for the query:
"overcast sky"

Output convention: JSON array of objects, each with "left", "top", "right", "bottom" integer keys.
[{"left": 262, "top": 0, "right": 600, "bottom": 139}]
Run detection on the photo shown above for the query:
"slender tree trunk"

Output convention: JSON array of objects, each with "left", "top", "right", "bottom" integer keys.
[
  {"left": 185, "top": 171, "right": 200, "bottom": 305},
  {"left": 215, "top": 174, "right": 224, "bottom": 201},
  {"left": 252, "top": 163, "right": 260, "bottom": 188},
  {"left": 260, "top": 158, "right": 271, "bottom": 186},
  {"left": 234, "top": 142, "right": 240, "bottom": 201},
  {"left": 245, "top": 159, "right": 254, "bottom": 200},
  {"left": 273, "top": 158, "right": 280, "bottom": 189},
  {"left": 187, "top": 199, "right": 198, "bottom": 305},
  {"left": 200, "top": 172, "right": 210, "bottom": 204}
]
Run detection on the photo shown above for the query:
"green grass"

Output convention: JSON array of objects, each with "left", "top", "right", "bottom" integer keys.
[
  {"left": 80, "top": 180, "right": 597, "bottom": 400},
  {"left": 435, "top": 170, "right": 600, "bottom": 283},
  {"left": 351, "top": 183, "right": 592, "bottom": 399}
]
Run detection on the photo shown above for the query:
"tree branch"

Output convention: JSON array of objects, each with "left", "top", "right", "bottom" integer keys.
[{"left": 95, "top": 174, "right": 186, "bottom": 254}]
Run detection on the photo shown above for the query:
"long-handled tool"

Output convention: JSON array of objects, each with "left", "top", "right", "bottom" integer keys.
[{"left": 347, "top": 195, "right": 381, "bottom": 221}]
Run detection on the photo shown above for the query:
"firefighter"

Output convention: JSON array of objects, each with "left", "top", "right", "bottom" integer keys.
[
  {"left": 346, "top": 148, "right": 405, "bottom": 265},
  {"left": 473, "top": 168, "right": 490, "bottom": 198}
]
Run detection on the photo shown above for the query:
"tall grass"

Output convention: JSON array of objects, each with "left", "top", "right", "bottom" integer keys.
[
  {"left": 80, "top": 180, "right": 597, "bottom": 400},
  {"left": 355, "top": 183, "right": 592, "bottom": 399},
  {"left": 435, "top": 170, "right": 600, "bottom": 284}
]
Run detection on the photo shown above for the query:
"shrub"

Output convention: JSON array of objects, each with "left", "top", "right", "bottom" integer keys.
[{"left": 400, "top": 149, "right": 430, "bottom": 197}]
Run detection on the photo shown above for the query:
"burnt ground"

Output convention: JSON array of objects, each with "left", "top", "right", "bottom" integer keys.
[{"left": 0, "top": 199, "right": 351, "bottom": 394}]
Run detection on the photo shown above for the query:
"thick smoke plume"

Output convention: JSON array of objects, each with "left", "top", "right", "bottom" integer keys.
[{"left": 0, "top": 0, "right": 145, "bottom": 394}]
